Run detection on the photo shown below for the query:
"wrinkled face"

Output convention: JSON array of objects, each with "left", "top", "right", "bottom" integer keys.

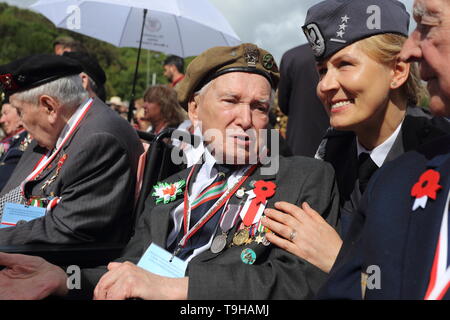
[
  {"left": 142, "top": 101, "right": 162, "bottom": 122},
  {"left": 9, "top": 95, "right": 58, "bottom": 149},
  {"left": 188, "top": 72, "right": 271, "bottom": 164},
  {"left": 316, "top": 43, "right": 395, "bottom": 131},
  {"left": 163, "top": 65, "right": 174, "bottom": 82},
  {"left": 0, "top": 103, "right": 22, "bottom": 136},
  {"left": 400, "top": 0, "right": 450, "bottom": 116}
]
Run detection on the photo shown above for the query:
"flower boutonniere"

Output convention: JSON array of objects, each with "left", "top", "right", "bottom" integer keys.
[
  {"left": 152, "top": 180, "right": 185, "bottom": 204},
  {"left": 411, "top": 169, "right": 442, "bottom": 211}
]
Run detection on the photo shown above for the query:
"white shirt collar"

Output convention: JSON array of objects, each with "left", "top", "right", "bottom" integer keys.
[{"left": 356, "top": 120, "right": 403, "bottom": 167}]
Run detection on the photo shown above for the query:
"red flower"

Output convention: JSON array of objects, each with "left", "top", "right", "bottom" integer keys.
[
  {"left": 163, "top": 185, "right": 177, "bottom": 196},
  {"left": 411, "top": 169, "right": 442, "bottom": 200},
  {"left": 253, "top": 180, "right": 276, "bottom": 204}
]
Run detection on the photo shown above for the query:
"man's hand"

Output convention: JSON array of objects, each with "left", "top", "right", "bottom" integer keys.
[
  {"left": 94, "top": 261, "right": 188, "bottom": 300},
  {"left": 0, "top": 252, "right": 68, "bottom": 300},
  {"left": 262, "top": 201, "right": 343, "bottom": 273}
]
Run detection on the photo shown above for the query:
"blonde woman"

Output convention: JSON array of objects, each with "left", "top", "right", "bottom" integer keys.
[{"left": 262, "top": 0, "right": 450, "bottom": 273}]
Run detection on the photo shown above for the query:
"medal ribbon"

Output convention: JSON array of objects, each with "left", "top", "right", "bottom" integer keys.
[
  {"left": 242, "top": 180, "right": 276, "bottom": 226},
  {"left": 20, "top": 99, "right": 93, "bottom": 197},
  {"left": 179, "top": 164, "right": 258, "bottom": 248},
  {"left": 424, "top": 190, "right": 450, "bottom": 300}
]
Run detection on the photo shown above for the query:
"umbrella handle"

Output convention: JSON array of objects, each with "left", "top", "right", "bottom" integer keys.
[{"left": 128, "top": 8, "right": 148, "bottom": 123}]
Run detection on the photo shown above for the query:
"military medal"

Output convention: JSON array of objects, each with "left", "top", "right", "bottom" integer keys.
[
  {"left": 233, "top": 228, "right": 249, "bottom": 246},
  {"left": 40, "top": 153, "right": 68, "bottom": 192},
  {"left": 173, "top": 164, "right": 258, "bottom": 258},
  {"left": 254, "top": 234, "right": 264, "bottom": 244},
  {"left": 262, "top": 235, "right": 271, "bottom": 246},
  {"left": 241, "top": 248, "right": 256, "bottom": 265},
  {"left": 210, "top": 204, "right": 243, "bottom": 254},
  {"left": 210, "top": 232, "right": 228, "bottom": 254}
]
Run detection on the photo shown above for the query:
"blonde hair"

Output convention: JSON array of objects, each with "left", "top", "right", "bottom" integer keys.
[{"left": 356, "top": 33, "right": 427, "bottom": 106}]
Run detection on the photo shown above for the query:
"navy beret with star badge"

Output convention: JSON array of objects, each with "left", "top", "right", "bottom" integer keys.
[
  {"left": 0, "top": 54, "right": 83, "bottom": 95},
  {"left": 302, "top": 0, "right": 410, "bottom": 61}
]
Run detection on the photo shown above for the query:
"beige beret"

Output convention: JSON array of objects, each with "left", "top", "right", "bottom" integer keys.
[{"left": 176, "top": 43, "right": 279, "bottom": 109}]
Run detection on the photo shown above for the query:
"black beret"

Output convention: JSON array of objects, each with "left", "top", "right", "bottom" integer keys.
[
  {"left": 177, "top": 43, "right": 279, "bottom": 109},
  {"left": 63, "top": 51, "right": 107, "bottom": 85},
  {"left": 0, "top": 54, "right": 83, "bottom": 95},
  {"left": 302, "top": 0, "right": 410, "bottom": 61}
]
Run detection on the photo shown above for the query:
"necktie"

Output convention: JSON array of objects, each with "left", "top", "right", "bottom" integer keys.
[
  {"left": 170, "top": 164, "right": 231, "bottom": 260},
  {"left": 358, "top": 152, "right": 379, "bottom": 194}
]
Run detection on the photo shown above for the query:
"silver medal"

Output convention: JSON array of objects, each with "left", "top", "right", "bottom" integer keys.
[
  {"left": 262, "top": 234, "right": 271, "bottom": 246},
  {"left": 210, "top": 233, "right": 227, "bottom": 253}
]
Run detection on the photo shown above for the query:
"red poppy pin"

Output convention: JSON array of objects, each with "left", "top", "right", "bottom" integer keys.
[
  {"left": 411, "top": 169, "right": 442, "bottom": 211},
  {"left": 241, "top": 180, "right": 277, "bottom": 226}
]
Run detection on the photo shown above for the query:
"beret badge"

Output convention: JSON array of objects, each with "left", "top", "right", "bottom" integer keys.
[
  {"left": 244, "top": 45, "right": 259, "bottom": 67},
  {"left": 0, "top": 73, "right": 19, "bottom": 92},
  {"left": 303, "top": 23, "right": 326, "bottom": 58},
  {"left": 262, "top": 54, "right": 275, "bottom": 71}
]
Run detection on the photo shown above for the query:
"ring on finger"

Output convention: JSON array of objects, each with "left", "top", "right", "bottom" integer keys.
[{"left": 289, "top": 230, "right": 297, "bottom": 241}]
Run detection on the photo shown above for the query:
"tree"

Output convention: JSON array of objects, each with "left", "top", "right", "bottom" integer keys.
[{"left": 0, "top": 3, "right": 195, "bottom": 102}]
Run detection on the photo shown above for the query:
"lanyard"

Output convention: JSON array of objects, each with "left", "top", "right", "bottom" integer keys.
[
  {"left": 20, "top": 98, "right": 93, "bottom": 196},
  {"left": 177, "top": 163, "right": 257, "bottom": 249}
]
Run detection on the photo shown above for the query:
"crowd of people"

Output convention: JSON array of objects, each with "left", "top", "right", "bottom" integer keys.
[{"left": 0, "top": 0, "right": 449, "bottom": 301}]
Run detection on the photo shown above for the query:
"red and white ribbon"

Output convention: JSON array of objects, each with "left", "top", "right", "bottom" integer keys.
[
  {"left": 20, "top": 98, "right": 93, "bottom": 210},
  {"left": 424, "top": 190, "right": 450, "bottom": 300},
  {"left": 46, "top": 197, "right": 61, "bottom": 213},
  {"left": 178, "top": 164, "right": 257, "bottom": 248},
  {"left": 241, "top": 180, "right": 276, "bottom": 226}
]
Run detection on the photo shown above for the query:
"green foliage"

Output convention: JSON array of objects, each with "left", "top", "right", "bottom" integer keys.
[{"left": 0, "top": 3, "right": 195, "bottom": 100}]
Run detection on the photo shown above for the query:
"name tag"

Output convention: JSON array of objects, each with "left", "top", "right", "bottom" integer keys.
[
  {"left": 137, "top": 243, "right": 188, "bottom": 278},
  {"left": 0, "top": 202, "right": 46, "bottom": 228}
]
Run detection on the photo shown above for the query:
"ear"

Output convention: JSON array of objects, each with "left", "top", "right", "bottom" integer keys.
[
  {"left": 187, "top": 94, "right": 200, "bottom": 127},
  {"left": 80, "top": 73, "right": 90, "bottom": 90},
  {"left": 38, "top": 95, "right": 60, "bottom": 124},
  {"left": 390, "top": 58, "right": 410, "bottom": 90}
]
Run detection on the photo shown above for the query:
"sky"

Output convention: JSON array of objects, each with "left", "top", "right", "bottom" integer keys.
[{"left": 3, "top": 0, "right": 415, "bottom": 64}]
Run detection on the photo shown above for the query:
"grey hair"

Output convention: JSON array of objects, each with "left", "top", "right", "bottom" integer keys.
[
  {"left": 195, "top": 77, "right": 276, "bottom": 109},
  {"left": 13, "top": 75, "right": 89, "bottom": 109}
]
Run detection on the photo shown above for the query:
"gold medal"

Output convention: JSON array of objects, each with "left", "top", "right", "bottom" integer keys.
[{"left": 233, "top": 228, "right": 249, "bottom": 246}]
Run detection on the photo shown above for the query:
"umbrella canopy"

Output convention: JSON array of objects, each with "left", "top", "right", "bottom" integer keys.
[{"left": 30, "top": 0, "right": 241, "bottom": 57}]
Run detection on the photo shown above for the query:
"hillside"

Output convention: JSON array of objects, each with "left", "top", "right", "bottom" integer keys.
[{"left": 0, "top": 3, "right": 180, "bottom": 100}]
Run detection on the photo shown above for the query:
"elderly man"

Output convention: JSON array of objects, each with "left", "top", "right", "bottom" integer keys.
[
  {"left": 0, "top": 54, "right": 143, "bottom": 245},
  {"left": 0, "top": 43, "right": 339, "bottom": 300},
  {"left": 318, "top": 0, "right": 450, "bottom": 300}
]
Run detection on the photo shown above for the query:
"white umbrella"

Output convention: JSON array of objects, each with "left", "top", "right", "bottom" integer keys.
[
  {"left": 30, "top": 0, "right": 241, "bottom": 120},
  {"left": 30, "top": 0, "right": 241, "bottom": 57}
]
